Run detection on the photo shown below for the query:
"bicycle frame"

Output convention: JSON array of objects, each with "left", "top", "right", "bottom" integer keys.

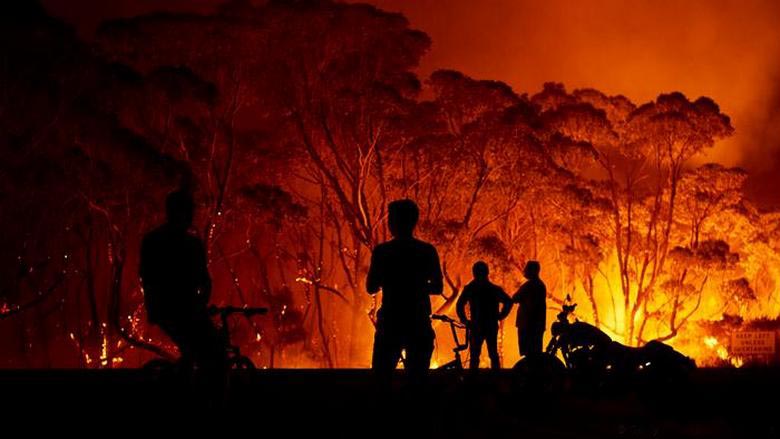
[
  {"left": 143, "top": 305, "right": 268, "bottom": 371},
  {"left": 209, "top": 306, "right": 268, "bottom": 360},
  {"left": 432, "top": 314, "right": 469, "bottom": 370}
]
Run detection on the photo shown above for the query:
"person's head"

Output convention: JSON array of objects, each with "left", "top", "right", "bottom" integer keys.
[
  {"left": 523, "top": 260, "right": 541, "bottom": 280},
  {"left": 165, "top": 189, "right": 194, "bottom": 230},
  {"left": 472, "top": 261, "right": 489, "bottom": 280},
  {"left": 388, "top": 199, "right": 419, "bottom": 238}
]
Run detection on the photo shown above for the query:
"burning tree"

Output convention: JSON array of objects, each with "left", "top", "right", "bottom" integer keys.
[
  {"left": 0, "top": 1, "right": 188, "bottom": 366},
  {"left": 536, "top": 84, "right": 739, "bottom": 345},
  {"left": 3, "top": 0, "right": 780, "bottom": 368}
]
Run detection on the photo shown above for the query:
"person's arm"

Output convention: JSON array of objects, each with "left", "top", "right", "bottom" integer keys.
[
  {"left": 456, "top": 287, "right": 471, "bottom": 324},
  {"left": 139, "top": 235, "right": 159, "bottom": 322},
  {"left": 512, "top": 284, "right": 523, "bottom": 303},
  {"left": 195, "top": 239, "right": 212, "bottom": 306},
  {"left": 497, "top": 287, "right": 513, "bottom": 320},
  {"left": 139, "top": 235, "right": 151, "bottom": 288},
  {"left": 366, "top": 247, "right": 382, "bottom": 295},
  {"left": 428, "top": 246, "right": 443, "bottom": 295}
]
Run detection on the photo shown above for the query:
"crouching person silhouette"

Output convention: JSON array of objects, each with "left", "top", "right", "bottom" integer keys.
[
  {"left": 367, "top": 199, "right": 443, "bottom": 384},
  {"left": 140, "top": 189, "right": 226, "bottom": 375},
  {"left": 513, "top": 260, "right": 547, "bottom": 358},
  {"left": 456, "top": 261, "right": 512, "bottom": 369}
]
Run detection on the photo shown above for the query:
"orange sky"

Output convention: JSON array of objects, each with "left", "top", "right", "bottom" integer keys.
[
  {"left": 366, "top": 0, "right": 780, "bottom": 170},
  {"left": 43, "top": 0, "right": 780, "bottom": 205}
]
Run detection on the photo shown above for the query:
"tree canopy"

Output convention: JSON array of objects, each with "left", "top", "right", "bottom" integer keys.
[{"left": 1, "top": 0, "right": 775, "bottom": 368}]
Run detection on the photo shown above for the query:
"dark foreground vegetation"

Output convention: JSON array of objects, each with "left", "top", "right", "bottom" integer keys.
[{"left": 1, "top": 368, "right": 777, "bottom": 438}]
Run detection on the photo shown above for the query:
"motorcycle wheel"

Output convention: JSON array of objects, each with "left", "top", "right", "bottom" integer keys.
[{"left": 512, "top": 353, "right": 566, "bottom": 395}]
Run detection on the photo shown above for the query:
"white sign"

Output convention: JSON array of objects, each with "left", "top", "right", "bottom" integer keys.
[{"left": 730, "top": 331, "right": 776, "bottom": 356}]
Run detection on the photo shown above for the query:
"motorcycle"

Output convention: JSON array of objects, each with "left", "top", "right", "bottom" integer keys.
[{"left": 514, "top": 295, "right": 696, "bottom": 392}]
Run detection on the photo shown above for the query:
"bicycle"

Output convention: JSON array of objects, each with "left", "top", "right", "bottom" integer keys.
[
  {"left": 142, "top": 305, "right": 268, "bottom": 371},
  {"left": 431, "top": 314, "right": 469, "bottom": 370},
  {"left": 211, "top": 305, "right": 268, "bottom": 369}
]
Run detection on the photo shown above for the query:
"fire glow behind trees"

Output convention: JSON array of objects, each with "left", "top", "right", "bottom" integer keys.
[{"left": 2, "top": 0, "right": 780, "bottom": 368}]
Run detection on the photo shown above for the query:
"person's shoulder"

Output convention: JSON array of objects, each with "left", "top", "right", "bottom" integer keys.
[
  {"left": 142, "top": 225, "right": 166, "bottom": 245},
  {"left": 459, "top": 282, "right": 474, "bottom": 299},
  {"left": 371, "top": 241, "right": 393, "bottom": 262},
  {"left": 489, "top": 281, "right": 507, "bottom": 294},
  {"left": 145, "top": 224, "right": 166, "bottom": 237},
  {"left": 373, "top": 241, "right": 391, "bottom": 253},
  {"left": 529, "top": 279, "right": 546, "bottom": 294},
  {"left": 184, "top": 232, "right": 205, "bottom": 248},
  {"left": 412, "top": 238, "right": 438, "bottom": 253},
  {"left": 514, "top": 281, "right": 530, "bottom": 294}
]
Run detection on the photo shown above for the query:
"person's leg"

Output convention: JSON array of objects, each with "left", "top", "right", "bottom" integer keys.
[
  {"left": 370, "top": 321, "right": 402, "bottom": 413},
  {"left": 190, "top": 314, "right": 227, "bottom": 373},
  {"left": 469, "top": 330, "right": 484, "bottom": 369},
  {"left": 531, "top": 329, "right": 544, "bottom": 356},
  {"left": 404, "top": 324, "right": 434, "bottom": 382},
  {"left": 400, "top": 324, "right": 435, "bottom": 428},
  {"left": 486, "top": 326, "right": 500, "bottom": 369},
  {"left": 517, "top": 327, "right": 524, "bottom": 358},
  {"left": 372, "top": 322, "right": 402, "bottom": 381},
  {"left": 160, "top": 320, "right": 195, "bottom": 367},
  {"left": 182, "top": 315, "right": 228, "bottom": 408}
]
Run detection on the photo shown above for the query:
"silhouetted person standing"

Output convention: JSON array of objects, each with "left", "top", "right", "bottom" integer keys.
[
  {"left": 140, "top": 190, "right": 225, "bottom": 373},
  {"left": 367, "top": 199, "right": 443, "bottom": 381},
  {"left": 513, "top": 261, "right": 547, "bottom": 357},
  {"left": 456, "top": 261, "right": 512, "bottom": 369}
]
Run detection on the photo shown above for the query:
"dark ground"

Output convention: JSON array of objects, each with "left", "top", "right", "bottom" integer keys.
[{"left": 0, "top": 368, "right": 778, "bottom": 438}]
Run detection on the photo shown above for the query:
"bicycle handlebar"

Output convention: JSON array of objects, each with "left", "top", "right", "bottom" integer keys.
[
  {"left": 431, "top": 314, "right": 452, "bottom": 322},
  {"left": 431, "top": 314, "right": 466, "bottom": 328}
]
